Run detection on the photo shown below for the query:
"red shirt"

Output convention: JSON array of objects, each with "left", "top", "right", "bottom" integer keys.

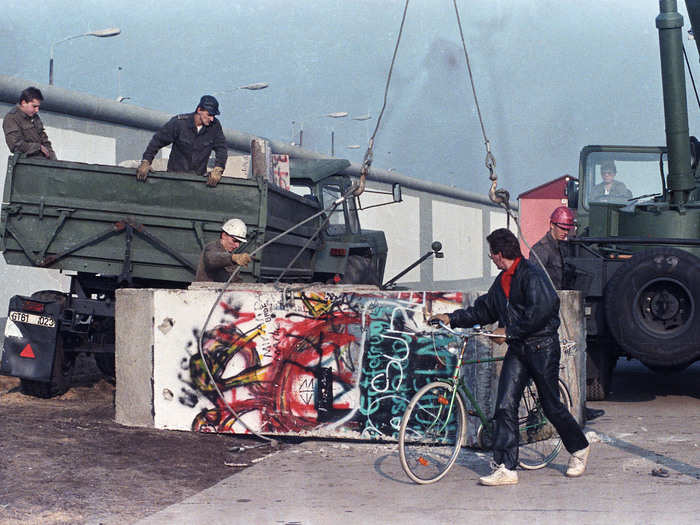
[{"left": 500, "top": 257, "right": 522, "bottom": 299}]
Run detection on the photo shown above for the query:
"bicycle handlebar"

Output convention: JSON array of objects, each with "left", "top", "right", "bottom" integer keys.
[{"left": 428, "top": 319, "right": 494, "bottom": 338}]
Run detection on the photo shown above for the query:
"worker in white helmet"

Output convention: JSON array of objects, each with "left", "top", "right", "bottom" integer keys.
[{"left": 194, "top": 218, "right": 252, "bottom": 282}]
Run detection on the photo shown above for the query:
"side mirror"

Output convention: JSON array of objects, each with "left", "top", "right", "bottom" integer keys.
[
  {"left": 566, "top": 178, "right": 579, "bottom": 209},
  {"left": 392, "top": 183, "right": 402, "bottom": 203}
]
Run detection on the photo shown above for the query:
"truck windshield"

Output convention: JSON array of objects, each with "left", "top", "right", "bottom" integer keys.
[
  {"left": 322, "top": 184, "right": 348, "bottom": 235},
  {"left": 584, "top": 151, "right": 665, "bottom": 207}
]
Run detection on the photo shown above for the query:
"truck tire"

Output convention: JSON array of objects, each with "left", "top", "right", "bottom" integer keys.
[
  {"left": 604, "top": 247, "right": 700, "bottom": 369},
  {"left": 19, "top": 290, "right": 72, "bottom": 398},
  {"left": 94, "top": 353, "right": 116, "bottom": 381},
  {"left": 342, "top": 255, "right": 380, "bottom": 286},
  {"left": 586, "top": 343, "right": 615, "bottom": 401},
  {"left": 19, "top": 336, "right": 72, "bottom": 398}
]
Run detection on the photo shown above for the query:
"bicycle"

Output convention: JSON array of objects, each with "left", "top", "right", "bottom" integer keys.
[{"left": 398, "top": 321, "right": 572, "bottom": 484}]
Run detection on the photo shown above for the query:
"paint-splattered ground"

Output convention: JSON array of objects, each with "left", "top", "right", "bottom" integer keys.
[{"left": 0, "top": 356, "right": 283, "bottom": 525}]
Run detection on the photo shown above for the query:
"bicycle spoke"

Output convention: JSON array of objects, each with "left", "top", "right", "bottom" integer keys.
[
  {"left": 518, "top": 380, "right": 571, "bottom": 469},
  {"left": 399, "top": 382, "right": 466, "bottom": 484}
]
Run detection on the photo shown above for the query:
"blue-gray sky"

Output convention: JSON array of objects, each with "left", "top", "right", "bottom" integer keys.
[{"left": 2, "top": 0, "right": 697, "bottom": 197}]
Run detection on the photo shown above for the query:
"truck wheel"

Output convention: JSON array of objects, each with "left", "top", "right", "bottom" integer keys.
[
  {"left": 586, "top": 344, "right": 614, "bottom": 401},
  {"left": 604, "top": 247, "right": 700, "bottom": 369},
  {"left": 19, "top": 290, "right": 72, "bottom": 398},
  {"left": 342, "top": 255, "right": 380, "bottom": 286},
  {"left": 19, "top": 337, "right": 72, "bottom": 398},
  {"left": 94, "top": 353, "right": 116, "bottom": 382}
]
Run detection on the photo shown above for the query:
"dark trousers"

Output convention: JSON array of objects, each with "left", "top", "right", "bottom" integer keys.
[{"left": 492, "top": 338, "right": 589, "bottom": 470}]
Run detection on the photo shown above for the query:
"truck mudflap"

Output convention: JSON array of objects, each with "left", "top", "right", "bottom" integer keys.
[{"left": 0, "top": 295, "right": 61, "bottom": 381}]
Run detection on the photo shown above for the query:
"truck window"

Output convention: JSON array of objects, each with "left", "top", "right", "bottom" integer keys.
[
  {"left": 321, "top": 184, "right": 348, "bottom": 235},
  {"left": 290, "top": 184, "right": 312, "bottom": 197},
  {"left": 584, "top": 151, "right": 665, "bottom": 207}
]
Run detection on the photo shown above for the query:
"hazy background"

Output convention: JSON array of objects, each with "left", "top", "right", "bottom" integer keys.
[{"left": 2, "top": 0, "right": 699, "bottom": 197}]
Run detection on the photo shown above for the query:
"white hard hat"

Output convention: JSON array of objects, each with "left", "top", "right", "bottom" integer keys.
[{"left": 222, "top": 218, "right": 247, "bottom": 241}]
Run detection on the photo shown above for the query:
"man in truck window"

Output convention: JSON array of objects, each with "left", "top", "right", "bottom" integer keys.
[
  {"left": 195, "top": 218, "right": 252, "bottom": 282},
  {"left": 2, "top": 86, "right": 57, "bottom": 160},
  {"left": 589, "top": 160, "right": 632, "bottom": 201},
  {"left": 431, "top": 228, "right": 590, "bottom": 486},
  {"left": 136, "top": 95, "right": 227, "bottom": 187}
]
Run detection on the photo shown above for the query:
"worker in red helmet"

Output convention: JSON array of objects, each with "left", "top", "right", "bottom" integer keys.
[
  {"left": 529, "top": 206, "right": 576, "bottom": 290},
  {"left": 530, "top": 206, "right": 605, "bottom": 422}
]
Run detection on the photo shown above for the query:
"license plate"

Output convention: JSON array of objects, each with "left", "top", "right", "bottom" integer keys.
[{"left": 8, "top": 311, "right": 56, "bottom": 328}]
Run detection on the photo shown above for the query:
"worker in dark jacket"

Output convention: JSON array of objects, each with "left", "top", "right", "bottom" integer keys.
[
  {"left": 431, "top": 228, "right": 590, "bottom": 486},
  {"left": 530, "top": 206, "right": 576, "bottom": 290},
  {"left": 195, "top": 218, "right": 252, "bottom": 282},
  {"left": 137, "top": 95, "right": 227, "bottom": 186},
  {"left": 530, "top": 206, "right": 605, "bottom": 422},
  {"left": 3, "top": 86, "right": 56, "bottom": 160}
]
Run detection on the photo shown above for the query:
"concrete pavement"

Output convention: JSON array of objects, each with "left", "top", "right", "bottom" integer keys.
[{"left": 136, "top": 360, "right": 699, "bottom": 525}]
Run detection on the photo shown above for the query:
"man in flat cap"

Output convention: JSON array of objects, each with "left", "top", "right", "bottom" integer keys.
[{"left": 136, "top": 95, "right": 227, "bottom": 186}]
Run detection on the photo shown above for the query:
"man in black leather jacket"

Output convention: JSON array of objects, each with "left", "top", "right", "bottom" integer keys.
[{"left": 431, "top": 228, "right": 590, "bottom": 486}]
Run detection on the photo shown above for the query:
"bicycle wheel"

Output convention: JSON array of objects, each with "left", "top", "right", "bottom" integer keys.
[
  {"left": 518, "top": 378, "right": 572, "bottom": 470},
  {"left": 398, "top": 381, "right": 466, "bottom": 484}
]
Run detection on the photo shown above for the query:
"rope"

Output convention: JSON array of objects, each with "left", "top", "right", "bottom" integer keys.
[
  {"left": 452, "top": 0, "right": 511, "bottom": 215},
  {"left": 355, "top": 0, "right": 411, "bottom": 196},
  {"left": 683, "top": 44, "right": 700, "bottom": 111}
]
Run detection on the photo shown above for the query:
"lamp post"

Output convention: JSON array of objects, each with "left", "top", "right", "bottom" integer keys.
[
  {"left": 291, "top": 111, "right": 348, "bottom": 149},
  {"left": 49, "top": 27, "right": 121, "bottom": 85}
]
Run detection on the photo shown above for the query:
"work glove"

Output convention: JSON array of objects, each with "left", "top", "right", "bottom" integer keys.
[
  {"left": 136, "top": 160, "right": 151, "bottom": 182},
  {"left": 231, "top": 252, "right": 252, "bottom": 267},
  {"left": 207, "top": 166, "right": 224, "bottom": 187}
]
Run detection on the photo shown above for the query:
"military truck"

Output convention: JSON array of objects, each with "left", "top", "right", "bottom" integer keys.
[
  {"left": 566, "top": 0, "right": 700, "bottom": 399},
  {"left": 0, "top": 152, "right": 399, "bottom": 397}
]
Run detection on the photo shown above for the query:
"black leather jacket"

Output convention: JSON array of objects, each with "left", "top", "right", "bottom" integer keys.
[{"left": 448, "top": 258, "right": 560, "bottom": 343}]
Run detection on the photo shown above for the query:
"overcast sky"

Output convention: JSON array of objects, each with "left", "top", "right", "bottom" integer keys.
[{"left": 2, "top": 0, "right": 698, "bottom": 197}]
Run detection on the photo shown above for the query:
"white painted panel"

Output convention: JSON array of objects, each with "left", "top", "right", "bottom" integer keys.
[
  {"left": 433, "top": 202, "right": 482, "bottom": 281},
  {"left": 0, "top": 119, "right": 9, "bottom": 188},
  {"left": 358, "top": 191, "right": 420, "bottom": 283},
  {"left": 45, "top": 127, "right": 116, "bottom": 164}
]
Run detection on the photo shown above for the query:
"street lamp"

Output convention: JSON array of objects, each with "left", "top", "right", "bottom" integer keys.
[
  {"left": 291, "top": 111, "right": 348, "bottom": 148},
  {"left": 49, "top": 27, "right": 121, "bottom": 85}
]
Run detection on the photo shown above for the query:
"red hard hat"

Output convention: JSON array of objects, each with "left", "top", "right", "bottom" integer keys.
[{"left": 550, "top": 206, "right": 576, "bottom": 230}]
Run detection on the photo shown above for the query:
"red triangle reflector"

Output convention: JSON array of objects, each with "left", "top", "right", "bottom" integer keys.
[{"left": 19, "top": 344, "right": 36, "bottom": 359}]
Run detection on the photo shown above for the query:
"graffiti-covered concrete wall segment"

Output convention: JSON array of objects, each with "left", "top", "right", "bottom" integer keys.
[{"left": 152, "top": 288, "right": 496, "bottom": 444}]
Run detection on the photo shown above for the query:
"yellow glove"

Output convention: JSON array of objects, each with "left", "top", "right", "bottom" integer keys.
[
  {"left": 136, "top": 160, "right": 151, "bottom": 182},
  {"left": 231, "top": 253, "right": 252, "bottom": 267},
  {"left": 207, "top": 166, "right": 224, "bottom": 187}
]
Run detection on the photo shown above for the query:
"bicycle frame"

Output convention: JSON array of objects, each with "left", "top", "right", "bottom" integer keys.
[{"left": 432, "top": 329, "right": 504, "bottom": 439}]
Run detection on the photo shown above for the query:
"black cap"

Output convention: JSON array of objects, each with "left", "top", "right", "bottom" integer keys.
[{"left": 198, "top": 95, "right": 220, "bottom": 116}]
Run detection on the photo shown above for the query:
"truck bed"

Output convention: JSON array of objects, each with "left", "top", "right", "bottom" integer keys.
[{"left": 0, "top": 155, "right": 321, "bottom": 284}]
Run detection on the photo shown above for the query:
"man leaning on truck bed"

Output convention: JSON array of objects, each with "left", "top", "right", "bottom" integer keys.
[
  {"left": 136, "top": 94, "right": 227, "bottom": 187},
  {"left": 3, "top": 86, "right": 57, "bottom": 160},
  {"left": 195, "top": 218, "right": 253, "bottom": 282}
]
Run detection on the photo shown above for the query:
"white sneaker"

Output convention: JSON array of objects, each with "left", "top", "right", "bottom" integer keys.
[
  {"left": 479, "top": 463, "right": 519, "bottom": 486},
  {"left": 566, "top": 445, "right": 591, "bottom": 477}
]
